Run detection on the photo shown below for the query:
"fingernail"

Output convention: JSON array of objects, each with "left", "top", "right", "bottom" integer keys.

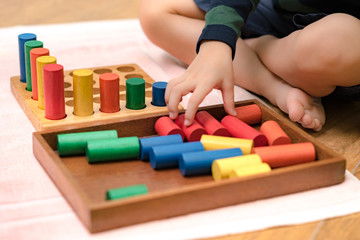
[
  {"left": 233, "top": 110, "right": 237, "bottom": 116},
  {"left": 169, "top": 112, "right": 174, "bottom": 119},
  {"left": 184, "top": 119, "right": 190, "bottom": 126}
]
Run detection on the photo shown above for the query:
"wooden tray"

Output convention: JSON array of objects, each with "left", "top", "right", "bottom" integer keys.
[
  {"left": 11, "top": 63, "right": 176, "bottom": 131},
  {"left": 32, "top": 99, "right": 346, "bottom": 233}
]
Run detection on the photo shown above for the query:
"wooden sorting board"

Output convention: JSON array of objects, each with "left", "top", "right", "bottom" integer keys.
[
  {"left": 11, "top": 63, "right": 175, "bottom": 131},
  {"left": 32, "top": 99, "right": 346, "bottom": 233}
]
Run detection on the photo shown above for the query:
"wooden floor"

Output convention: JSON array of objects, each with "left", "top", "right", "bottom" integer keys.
[{"left": 3, "top": 0, "right": 360, "bottom": 239}]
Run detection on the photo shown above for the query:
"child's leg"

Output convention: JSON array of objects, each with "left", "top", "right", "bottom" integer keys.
[{"left": 139, "top": 0, "right": 205, "bottom": 65}]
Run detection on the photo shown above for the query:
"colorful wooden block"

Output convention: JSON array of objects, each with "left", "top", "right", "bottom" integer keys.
[
  {"left": 25, "top": 40, "right": 43, "bottom": 91},
  {"left": 195, "top": 111, "right": 231, "bottom": 136},
  {"left": 36, "top": 56, "right": 57, "bottom": 110},
  {"left": 212, "top": 154, "right": 263, "bottom": 181},
  {"left": 126, "top": 77, "right": 145, "bottom": 110},
  {"left": 175, "top": 114, "right": 207, "bottom": 142},
  {"left": 86, "top": 136, "right": 140, "bottom": 163},
  {"left": 57, "top": 130, "right": 118, "bottom": 156},
  {"left": 73, "top": 69, "right": 94, "bottom": 116},
  {"left": 252, "top": 142, "right": 316, "bottom": 168},
  {"left": 99, "top": 72, "right": 120, "bottom": 113},
  {"left": 235, "top": 104, "right": 262, "bottom": 125},
  {"left": 30, "top": 48, "right": 49, "bottom": 100},
  {"left": 260, "top": 120, "right": 291, "bottom": 145},
  {"left": 200, "top": 134, "right": 254, "bottom": 154},
  {"left": 43, "top": 64, "right": 65, "bottom": 120},
  {"left": 149, "top": 141, "right": 204, "bottom": 170},
  {"left": 154, "top": 116, "right": 185, "bottom": 140},
  {"left": 139, "top": 134, "right": 183, "bottom": 161},
  {"left": 221, "top": 115, "right": 268, "bottom": 147},
  {"left": 179, "top": 148, "right": 243, "bottom": 177},
  {"left": 106, "top": 184, "right": 148, "bottom": 200},
  {"left": 18, "top": 33, "right": 36, "bottom": 83},
  {"left": 151, "top": 81, "right": 167, "bottom": 106},
  {"left": 229, "top": 163, "right": 271, "bottom": 179}
]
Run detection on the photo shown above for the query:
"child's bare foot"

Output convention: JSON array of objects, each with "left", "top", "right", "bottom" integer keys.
[{"left": 276, "top": 88, "right": 325, "bottom": 131}]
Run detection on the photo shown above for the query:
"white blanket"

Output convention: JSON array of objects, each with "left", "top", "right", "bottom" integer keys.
[{"left": 1, "top": 19, "right": 360, "bottom": 240}]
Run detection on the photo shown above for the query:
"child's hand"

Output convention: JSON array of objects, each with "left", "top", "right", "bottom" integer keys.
[{"left": 165, "top": 41, "right": 236, "bottom": 126}]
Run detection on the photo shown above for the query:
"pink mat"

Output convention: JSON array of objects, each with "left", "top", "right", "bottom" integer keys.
[{"left": 1, "top": 19, "right": 360, "bottom": 240}]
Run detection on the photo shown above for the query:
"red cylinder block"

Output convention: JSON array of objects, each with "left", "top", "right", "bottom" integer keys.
[
  {"left": 30, "top": 48, "right": 49, "bottom": 100},
  {"left": 43, "top": 64, "right": 65, "bottom": 120},
  {"left": 175, "top": 114, "right": 207, "bottom": 142},
  {"left": 260, "top": 120, "right": 291, "bottom": 146},
  {"left": 221, "top": 115, "right": 268, "bottom": 147},
  {"left": 99, "top": 73, "right": 120, "bottom": 113},
  {"left": 155, "top": 116, "right": 185, "bottom": 140},
  {"left": 252, "top": 142, "right": 316, "bottom": 168},
  {"left": 235, "top": 104, "right": 262, "bottom": 125},
  {"left": 195, "top": 111, "right": 231, "bottom": 137}
]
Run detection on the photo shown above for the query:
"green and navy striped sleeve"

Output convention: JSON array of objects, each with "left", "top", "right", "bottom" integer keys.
[{"left": 196, "top": 0, "right": 260, "bottom": 59}]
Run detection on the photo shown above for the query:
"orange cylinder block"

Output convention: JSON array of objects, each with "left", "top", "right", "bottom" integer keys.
[
  {"left": 99, "top": 73, "right": 120, "bottom": 113},
  {"left": 252, "top": 142, "right": 316, "bottom": 168},
  {"left": 30, "top": 48, "right": 49, "bottom": 100},
  {"left": 260, "top": 120, "right": 291, "bottom": 146},
  {"left": 235, "top": 104, "right": 262, "bottom": 125},
  {"left": 195, "top": 111, "right": 230, "bottom": 137}
]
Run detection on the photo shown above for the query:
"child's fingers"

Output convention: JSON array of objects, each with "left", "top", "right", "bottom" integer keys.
[
  {"left": 165, "top": 77, "right": 184, "bottom": 104},
  {"left": 167, "top": 82, "right": 194, "bottom": 119},
  {"left": 221, "top": 79, "right": 236, "bottom": 116},
  {"left": 184, "top": 85, "right": 213, "bottom": 126}
]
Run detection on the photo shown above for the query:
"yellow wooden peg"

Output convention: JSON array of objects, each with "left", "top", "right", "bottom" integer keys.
[
  {"left": 229, "top": 163, "right": 271, "bottom": 179},
  {"left": 36, "top": 56, "right": 56, "bottom": 109},
  {"left": 201, "top": 134, "right": 254, "bottom": 154},
  {"left": 73, "top": 69, "right": 94, "bottom": 116},
  {"left": 212, "top": 154, "right": 263, "bottom": 181}
]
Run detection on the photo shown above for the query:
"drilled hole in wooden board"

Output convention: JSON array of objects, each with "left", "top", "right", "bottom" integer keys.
[
  {"left": 93, "top": 96, "right": 100, "bottom": 104},
  {"left": 93, "top": 88, "right": 100, "bottom": 95},
  {"left": 145, "top": 82, "right": 152, "bottom": 89},
  {"left": 120, "top": 94, "right": 126, "bottom": 100},
  {"left": 117, "top": 66, "right": 135, "bottom": 72},
  {"left": 64, "top": 82, "right": 72, "bottom": 88},
  {"left": 145, "top": 91, "right": 152, "bottom": 98},
  {"left": 125, "top": 74, "right": 143, "bottom": 79},
  {"left": 69, "top": 71, "right": 73, "bottom": 77},
  {"left": 64, "top": 90, "right": 73, "bottom": 98},
  {"left": 93, "top": 68, "right": 112, "bottom": 74},
  {"left": 119, "top": 85, "right": 126, "bottom": 92},
  {"left": 65, "top": 100, "right": 73, "bottom": 107}
]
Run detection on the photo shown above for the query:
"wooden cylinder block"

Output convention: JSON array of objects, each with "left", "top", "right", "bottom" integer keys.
[
  {"left": 212, "top": 154, "right": 263, "bottom": 181},
  {"left": 200, "top": 134, "right": 253, "bottom": 154},
  {"left": 43, "top": 64, "right": 65, "bottom": 120},
  {"left": 229, "top": 163, "right": 271, "bottom": 179},
  {"left": 73, "top": 69, "right": 94, "bottom": 116},
  {"left": 195, "top": 111, "right": 230, "bottom": 136},
  {"left": 154, "top": 116, "right": 185, "bottom": 140},
  {"left": 18, "top": 33, "right": 36, "bottom": 83},
  {"left": 25, "top": 40, "right": 43, "bottom": 91},
  {"left": 30, "top": 48, "right": 49, "bottom": 100},
  {"left": 260, "top": 120, "right": 291, "bottom": 146},
  {"left": 99, "top": 73, "right": 120, "bottom": 113},
  {"left": 36, "top": 56, "right": 57, "bottom": 110},
  {"left": 252, "top": 142, "right": 316, "bottom": 168},
  {"left": 235, "top": 104, "right": 262, "bottom": 125},
  {"left": 175, "top": 114, "right": 207, "bottom": 142},
  {"left": 221, "top": 115, "right": 268, "bottom": 147}
]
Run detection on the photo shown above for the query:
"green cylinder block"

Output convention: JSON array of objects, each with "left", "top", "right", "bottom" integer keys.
[
  {"left": 106, "top": 184, "right": 148, "bottom": 200},
  {"left": 126, "top": 77, "right": 145, "bottom": 110},
  {"left": 86, "top": 136, "right": 140, "bottom": 163},
  {"left": 25, "top": 40, "right": 43, "bottom": 91},
  {"left": 57, "top": 130, "right": 118, "bottom": 156}
]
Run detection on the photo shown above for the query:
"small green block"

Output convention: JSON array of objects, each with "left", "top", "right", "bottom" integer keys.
[{"left": 106, "top": 184, "right": 149, "bottom": 200}]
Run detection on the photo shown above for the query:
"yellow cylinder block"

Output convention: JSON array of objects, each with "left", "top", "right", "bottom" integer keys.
[
  {"left": 73, "top": 69, "right": 94, "bottom": 116},
  {"left": 229, "top": 163, "right": 271, "bottom": 179},
  {"left": 36, "top": 56, "right": 57, "bottom": 109},
  {"left": 212, "top": 154, "right": 263, "bottom": 181},
  {"left": 201, "top": 134, "right": 254, "bottom": 154}
]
